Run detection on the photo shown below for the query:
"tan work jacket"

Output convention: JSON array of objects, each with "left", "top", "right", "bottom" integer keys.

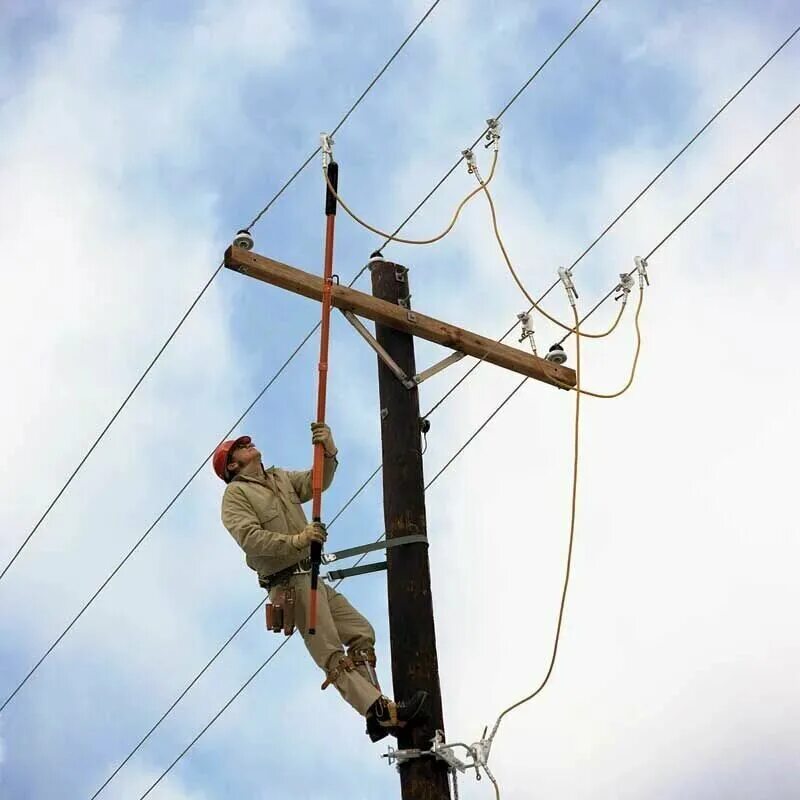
[{"left": 220, "top": 456, "right": 338, "bottom": 581}]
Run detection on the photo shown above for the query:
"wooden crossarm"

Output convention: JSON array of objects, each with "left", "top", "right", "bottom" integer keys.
[{"left": 224, "top": 246, "right": 576, "bottom": 389}]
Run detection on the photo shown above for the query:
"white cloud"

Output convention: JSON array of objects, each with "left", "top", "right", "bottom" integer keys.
[
  {"left": 0, "top": 0, "right": 310, "bottom": 793},
  {"left": 2, "top": 1, "right": 798, "bottom": 798}
]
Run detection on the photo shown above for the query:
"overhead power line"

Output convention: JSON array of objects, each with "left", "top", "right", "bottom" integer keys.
[
  {"left": 137, "top": 30, "right": 798, "bottom": 800},
  {"left": 0, "top": 0, "right": 444, "bottom": 586},
  {"left": 145, "top": 88, "right": 798, "bottom": 783},
  {"left": 522, "top": 23, "right": 800, "bottom": 319},
  {"left": 88, "top": 457, "right": 383, "bottom": 799},
  {"left": 423, "top": 22, "right": 800, "bottom": 412},
  {"left": 133, "top": 370, "right": 538, "bottom": 799},
  {"left": 102, "top": 84, "right": 795, "bottom": 793},
  {"left": 0, "top": 0, "right": 603, "bottom": 715},
  {"left": 558, "top": 97, "right": 800, "bottom": 343}
]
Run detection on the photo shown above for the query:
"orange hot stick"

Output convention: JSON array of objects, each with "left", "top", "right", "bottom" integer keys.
[{"left": 308, "top": 158, "right": 338, "bottom": 635}]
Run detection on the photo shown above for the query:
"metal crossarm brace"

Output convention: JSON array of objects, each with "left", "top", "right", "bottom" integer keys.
[
  {"left": 413, "top": 351, "right": 466, "bottom": 385},
  {"left": 342, "top": 310, "right": 416, "bottom": 389}
]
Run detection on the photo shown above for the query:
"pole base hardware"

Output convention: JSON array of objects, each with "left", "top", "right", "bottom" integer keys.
[{"left": 383, "top": 730, "right": 498, "bottom": 797}]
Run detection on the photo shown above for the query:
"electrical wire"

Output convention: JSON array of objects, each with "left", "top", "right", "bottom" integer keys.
[
  {"left": 558, "top": 98, "right": 800, "bottom": 343},
  {"left": 0, "top": 0, "right": 445, "bottom": 586},
  {"left": 0, "top": 326, "right": 318, "bottom": 715},
  {"left": 517, "top": 23, "right": 800, "bottom": 324},
  {"left": 89, "top": 460, "right": 382, "bottom": 799},
  {"left": 484, "top": 300, "right": 581, "bottom": 749},
  {"left": 0, "top": 0, "right": 605, "bottom": 714},
  {"left": 133, "top": 36, "right": 799, "bottom": 800},
  {"left": 481, "top": 95, "right": 800, "bottom": 796},
  {"left": 480, "top": 178, "right": 629, "bottom": 339},
  {"left": 324, "top": 149, "right": 498, "bottom": 245},
  {"left": 132, "top": 365, "right": 553, "bottom": 799},
  {"left": 572, "top": 284, "right": 644, "bottom": 399},
  {"left": 90, "top": 328, "right": 514, "bottom": 797}
]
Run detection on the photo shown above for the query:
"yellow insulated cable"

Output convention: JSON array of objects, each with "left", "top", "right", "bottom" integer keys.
[
  {"left": 487, "top": 299, "right": 582, "bottom": 754},
  {"left": 482, "top": 301, "right": 582, "bottom": 792},
  {"left": 574, "top": 283, "right": 644, "bottom": 398},
  {"left": 480, "top": 181, "right": 629, "bottom": 339},
  {"left": 549, "top": 283, "right": 645, "bottom": 398},
  {"left": 324, "top": 148, "right": 499, "bottom": 245}
]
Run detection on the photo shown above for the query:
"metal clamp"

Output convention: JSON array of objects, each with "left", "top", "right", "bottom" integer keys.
[
  {"left": 634, "top": 255, "right": 649, "bottom": 287},
  {"left": 383, "top": 730, "right": 497, "bottom": 786},
  {"left": 558, "top": 266, "right": 579, "bottom": 306},
  {"left": 484, "top": 118, "right": 501, "bottom": 151},
  {"left": 614, "top": 272, "right": 635, "bottom": 302},
  {"left": 517, "top": 310, "right": 537, "bottom": 355},
  {"left": 320, "top": 133, "right": 334, "bottom": 170},
  {"left": 462, "top": 148, "right": 478, "bottom": 175}
]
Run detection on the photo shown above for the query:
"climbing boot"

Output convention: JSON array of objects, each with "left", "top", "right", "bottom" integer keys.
[
  {"left": 365, "top": 712, "right": 390, "bottom": 742},
  {"left": 366, "top": 691, "right": 429, "bottom": 741}
]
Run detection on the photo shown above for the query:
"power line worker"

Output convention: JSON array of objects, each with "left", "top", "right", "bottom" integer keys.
[{"left": 214, "top": 424, "right": 428, "bottom": 742}]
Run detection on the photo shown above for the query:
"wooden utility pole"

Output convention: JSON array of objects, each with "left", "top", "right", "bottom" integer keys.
[
  {"left": 223, "top": 242, "right": 576, "bottom": 797},
  {"left": 371, "top": 257, "right": 450, "bottom": 800}
]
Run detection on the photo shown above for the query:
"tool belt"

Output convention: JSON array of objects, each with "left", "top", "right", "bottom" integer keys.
[
  {"left": 265, "top": 586, "right": 297, "bottom": 636},
  {"left": 258, "top": 558, "right": 311, "bottom": 592}
]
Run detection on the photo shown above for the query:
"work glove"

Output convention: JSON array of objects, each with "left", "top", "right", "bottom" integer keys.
[
  {"left": 292, "top": 521, "right": 327, "bottom": 550},
  {"left": 311, "top": 422, "right": 337, "bottom": 457}
]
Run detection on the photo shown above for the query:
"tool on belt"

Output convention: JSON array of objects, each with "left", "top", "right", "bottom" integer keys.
[
  {"left": 308, "top": 134, "right": 338, "bottom": 636},
  {"left": 266, "top": 586, "right": 297, "bottom": 636}
]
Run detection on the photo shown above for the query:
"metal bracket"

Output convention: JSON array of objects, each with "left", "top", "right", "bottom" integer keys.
[
  {"left": 342, "top": 310, "right": 416, "bottom": 389},
  {"left": 325, "top": 561, "right": 387, "bottom": 581},
  {"left": 322, "top": 534, "right": 428, "bottom": 581},
  {"left": 413, "top": 351, "right": 466, "bottom": 385},
  {"left": 383, "top": 730, "right": 496, "bottom": 789},
  {"left": 323, "top": 534, "right": 428, "bottom": 564},
  {"left": 615, "top": 272, "right": 635, "bottom": 302},
  {"left": 634, "top": 255, "right": 650, "bottom": 287},
  {"left": 484, "top": 118, "right": 501, "bottom": 150}
]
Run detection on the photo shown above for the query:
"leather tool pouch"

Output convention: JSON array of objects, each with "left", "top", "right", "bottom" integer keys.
[{"left": 265, "top": 587, "right": 296, "bottom": 636}]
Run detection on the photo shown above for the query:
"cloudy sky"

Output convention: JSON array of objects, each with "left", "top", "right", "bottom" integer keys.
[{"left": 1, "top": 1, "right": 798, "bottom": 798}]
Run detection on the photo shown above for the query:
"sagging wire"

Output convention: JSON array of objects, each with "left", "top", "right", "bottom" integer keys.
[
  {"left": 322, "top": 125, "right": 500, "bottom": 246},
  {"left": 476, "top": 268, "right": 583, "bottom": 790},
  {"left": 546, "top": 258, "right": 648, "bottom": 399},
  {"left": 557, "top": 98, "right": 800, "bottom": 345},
  {"left": 475, "top": 165, "right": 630, "bottom": 340}
]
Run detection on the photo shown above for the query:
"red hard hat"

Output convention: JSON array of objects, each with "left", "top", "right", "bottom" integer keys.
[{"left": 212, "top": 436, "right": 251, "bottom": 482}]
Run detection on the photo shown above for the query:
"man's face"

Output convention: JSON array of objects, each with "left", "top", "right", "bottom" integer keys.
[{"left": 228, "top": 440, "right": 261, "bottom": 474}]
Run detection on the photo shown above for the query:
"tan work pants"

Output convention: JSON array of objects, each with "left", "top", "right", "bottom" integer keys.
[{"left": 272, "top": 574, "right": 382, "bottom": 716}]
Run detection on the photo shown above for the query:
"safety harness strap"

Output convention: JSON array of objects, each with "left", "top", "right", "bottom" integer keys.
[{"left": 321, "top": 655, "right": 355, "bottom": 691}]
